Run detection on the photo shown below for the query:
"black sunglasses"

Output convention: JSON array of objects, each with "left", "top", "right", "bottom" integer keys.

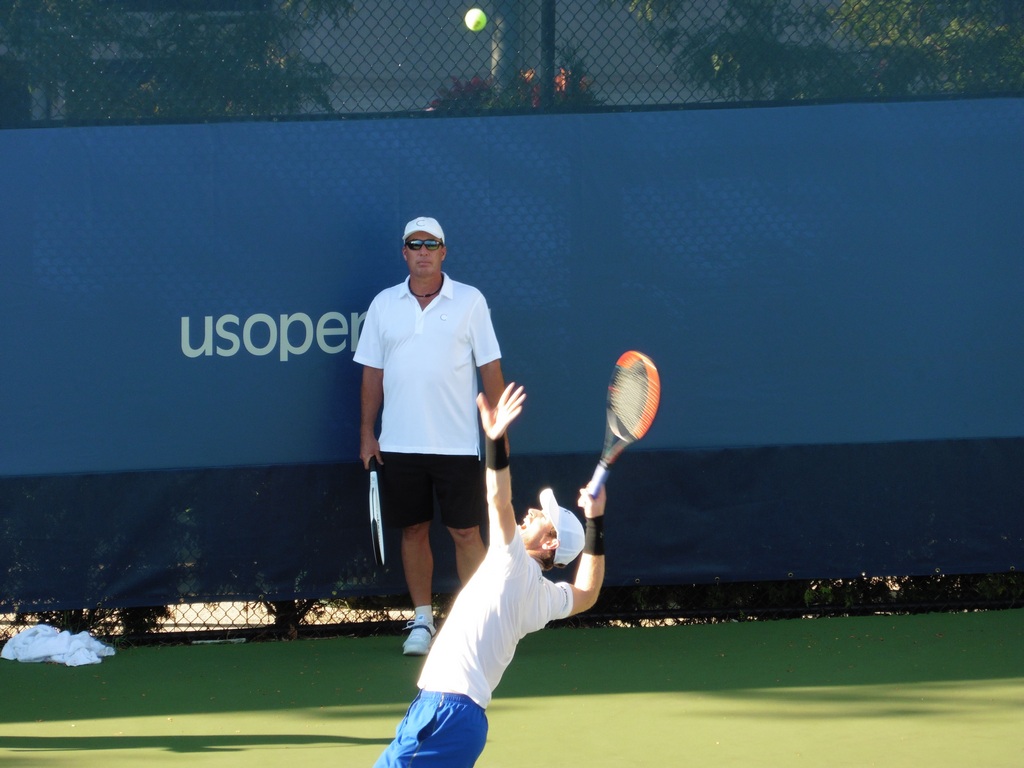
[{"left": 405, "top": 239, "right": 443, "bottom": 251}]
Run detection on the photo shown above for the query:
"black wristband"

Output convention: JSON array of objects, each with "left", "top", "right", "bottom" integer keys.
[
  {"left": 583, "top": 516, "right": 605, "bottom": 556},
  {"left": 485, "top": 436, "right": 509, "bottom": 470}
]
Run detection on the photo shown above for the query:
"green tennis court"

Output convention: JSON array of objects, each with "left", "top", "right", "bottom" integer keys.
[{"left": 2, "top": 609, "right": 1022, "bottom": 767}]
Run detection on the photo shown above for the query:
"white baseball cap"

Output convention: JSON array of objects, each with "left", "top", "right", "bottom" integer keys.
[
  {"left": 403, "top": 216, "right": 445, "bottom": 242},
  {"left": 539, "top": 488, "right": 585, "bottom": 566}
]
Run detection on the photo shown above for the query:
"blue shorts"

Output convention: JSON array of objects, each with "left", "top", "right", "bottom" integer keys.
[{"left": 373, "top": 690, "right": 488, "bottom": 768}]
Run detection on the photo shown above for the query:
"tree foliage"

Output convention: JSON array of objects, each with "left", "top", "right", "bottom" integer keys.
[
  {"left": 0, "top": 0, "right": 355, "bottom": 124},
  {"left": 618, "top": 0, "right": 1024, "bottom": 102},
  {"left": 834, "top": 0, "right": 1024, "bottom": 96}
]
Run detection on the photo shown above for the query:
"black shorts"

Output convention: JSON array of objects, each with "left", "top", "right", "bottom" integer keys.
[{"left": 379, "top": 452, "right": 485, "bottom": 530}]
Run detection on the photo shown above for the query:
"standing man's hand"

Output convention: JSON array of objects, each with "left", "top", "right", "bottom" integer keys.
[{"left": 360, "top": 437, "right": 382, "bottom": 470}]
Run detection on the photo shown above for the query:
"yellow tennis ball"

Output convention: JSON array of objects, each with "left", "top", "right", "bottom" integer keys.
[{"left": 464, "top": 8, "right": 487, "bottom": 32}]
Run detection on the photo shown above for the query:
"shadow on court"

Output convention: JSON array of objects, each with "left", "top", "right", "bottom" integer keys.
[
  {"left": 1, "top": 610, "right": 1021, "bottom": 766},
  {"left": 0, "top": 610, "right": 1021, "bottom": 720},
  {"left": 0, "top": 732, "right": 388, "bottom": 754}
]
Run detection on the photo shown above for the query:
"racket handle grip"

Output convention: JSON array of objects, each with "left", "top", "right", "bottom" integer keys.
[
  {"left": 588, "top": 462, "right": 609, "bottom": 497},
  {"left": 369, "top": 456, "right": 378, "bottom": 472}
]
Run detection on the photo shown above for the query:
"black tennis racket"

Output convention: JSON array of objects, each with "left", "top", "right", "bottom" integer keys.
[
  {"left": 589, "top": 351, "right": 661, "bottom": 495},
  {"left": 368, "top": 456, "right": 385, "bottom": 566}
]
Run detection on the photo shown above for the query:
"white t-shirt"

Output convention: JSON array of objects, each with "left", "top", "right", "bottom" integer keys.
[
  {"left": 416, "top": 531, "right": 574, "bottom": 709},
  {"left": 353, "top": 274, "right": 501, "bottom": 455}
]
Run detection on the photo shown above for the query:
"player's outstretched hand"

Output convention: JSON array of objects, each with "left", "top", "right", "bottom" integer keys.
[{"left": 477, "top": 383, "right": 526, "bottom": 441}]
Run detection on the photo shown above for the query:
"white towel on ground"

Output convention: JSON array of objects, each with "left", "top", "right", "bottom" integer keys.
[{"left": 1, "top": 624, "right": 116, "bottom": 666}]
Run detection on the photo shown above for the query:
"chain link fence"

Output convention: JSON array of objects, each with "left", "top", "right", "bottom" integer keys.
[
  {"left": 3, "top": 573, "right": 1023, "bottom": 645},
  {"left": 2, "top": 1, "right": 1022, "bottom": 127}
]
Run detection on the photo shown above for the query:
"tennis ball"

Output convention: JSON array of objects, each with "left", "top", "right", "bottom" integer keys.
[{"left": 464, "top": 8, "right": 487, "bottom": 32}]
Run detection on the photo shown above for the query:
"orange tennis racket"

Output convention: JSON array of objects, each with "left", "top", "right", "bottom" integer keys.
[{"left": 589, "top": 351, "right": 661, "bottom": 495}]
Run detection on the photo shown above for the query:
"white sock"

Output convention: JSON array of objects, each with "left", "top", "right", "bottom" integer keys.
[{"left": 414, "top": 605, "right": 433, "bottom": 625}]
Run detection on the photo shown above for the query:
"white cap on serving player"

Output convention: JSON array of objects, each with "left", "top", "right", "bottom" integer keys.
[{"left": 539, "top": 488, "right": 586, "bottom": 566}]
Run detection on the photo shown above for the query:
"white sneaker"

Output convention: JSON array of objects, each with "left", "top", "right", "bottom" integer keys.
[{"left": 402, "top": 616, "right": 436, "bottom": 656}]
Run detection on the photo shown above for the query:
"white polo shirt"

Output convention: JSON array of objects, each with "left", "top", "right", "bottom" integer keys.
[{"left": 353, "top": 274, "right": 501, "bottom": 456}]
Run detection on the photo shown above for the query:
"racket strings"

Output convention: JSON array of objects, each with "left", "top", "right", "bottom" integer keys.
[{"left": 609, "top": 360, "right": 659, "bottom": 440}]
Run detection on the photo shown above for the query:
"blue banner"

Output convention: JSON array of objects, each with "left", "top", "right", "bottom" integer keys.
[{"left": 2, "top": 99, "right": 1023, "bottom": 476}]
